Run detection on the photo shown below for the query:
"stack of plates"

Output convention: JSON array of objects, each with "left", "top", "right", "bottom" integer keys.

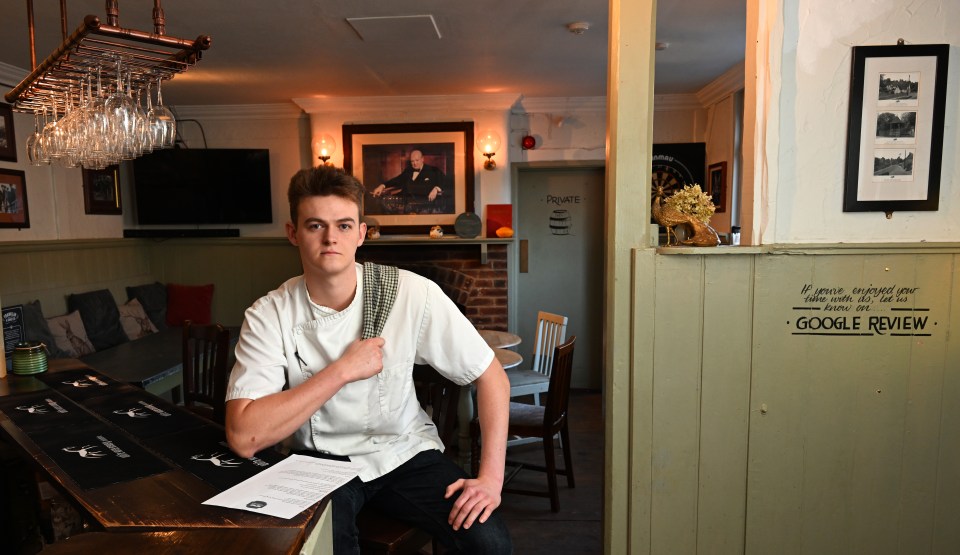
[{"left": 12, "top": 341, "right": 48, "bottom": 375}]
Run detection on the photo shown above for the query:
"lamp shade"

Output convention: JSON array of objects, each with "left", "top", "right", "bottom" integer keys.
[
  {"left": 316, "top": 134, "right": 337, "bottom": 160},
  {"left": 476, "top": 130, "right": 501, "bottom": 156}
]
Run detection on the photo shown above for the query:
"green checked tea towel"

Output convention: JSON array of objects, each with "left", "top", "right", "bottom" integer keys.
[{"left": 361, "top": 262, "right": 399, "bottom": 339}]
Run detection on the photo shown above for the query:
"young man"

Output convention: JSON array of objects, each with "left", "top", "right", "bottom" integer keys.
[{"left": 225, "top": 165, "right": 512, "bottom": 554}]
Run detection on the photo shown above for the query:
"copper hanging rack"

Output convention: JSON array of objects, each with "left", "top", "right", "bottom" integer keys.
[{"left": 5, "top": 0, "right": 212, "bottom": 112}]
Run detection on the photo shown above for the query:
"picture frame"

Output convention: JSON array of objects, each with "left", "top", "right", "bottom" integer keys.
[
  {"left": 83, "top": 165, "right": 122, "bottom": 215},
  {"left": 843, "top": 43, "right": 949, "bottom": 213},
  {"left": 343, "top": 122, "right": 474, "bottom": 234},
  {"left": 0, "top": 168, "right": 30, "bottom": 229},
  {"left": 0, "top": 103, "right": 17, "bottom": 163},
  {"left": 707, "top": 161, "right": 727, "bottom": 213}
]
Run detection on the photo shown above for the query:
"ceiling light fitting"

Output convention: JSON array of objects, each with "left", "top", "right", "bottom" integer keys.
[
  {"left": 566, "top": 22, "right": 590, "bottom": 35},
  {"left": 4, "top": 0, "right": 212, "bottom": 169}
]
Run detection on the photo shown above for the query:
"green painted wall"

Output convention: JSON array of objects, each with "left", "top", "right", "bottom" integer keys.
[
  {"left": 0, "top": 238, "right": 301, "bottom": 327},
  {"left": 635, "top": 244, "right": 960, "bottom": 554}
]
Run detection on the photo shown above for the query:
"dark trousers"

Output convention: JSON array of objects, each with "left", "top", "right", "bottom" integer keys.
[{"left": 329, "top": 449, "right": 512, "bottom": 554}]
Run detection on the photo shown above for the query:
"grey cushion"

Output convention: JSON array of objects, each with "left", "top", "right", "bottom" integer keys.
[
  {"left": 67, "top": 289, "right": 129, "bottom": 351},
  {"left": 21, "top": 300, "right": 70, "bottom": 358},
  {"left": 126, "top": 282, "right": 168, "bottom": 331}
]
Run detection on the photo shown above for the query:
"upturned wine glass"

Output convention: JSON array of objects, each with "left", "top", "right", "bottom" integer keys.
[
  {"left": 104, "top": 57, "right": 137, "bottom": 159},
  {"left": 149, "top": 75, "right": 176, "bottom": 148},
  {"left": 25, "top": 109, "right": 43, "bottom": 165}
]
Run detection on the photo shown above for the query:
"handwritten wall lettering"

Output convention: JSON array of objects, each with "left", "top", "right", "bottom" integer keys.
[
  {"left": 791, "top": 283, "right": 934, "bottom": 337},
  {"left": 544, "top": 194, "right": 582, "bottom": 206}
]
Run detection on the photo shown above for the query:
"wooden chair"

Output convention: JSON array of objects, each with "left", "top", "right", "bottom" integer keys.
[
  {"left": 181, "top": 320, "right": 231, "bottom": 425},
  {"left": 506, "top": 311, "right": 567, "bottom": 447},
  {"left": 506, "top": 311, "right": 568, "bottom": 406},
  {"left": 356, "top": 365, "right": 461, "bottom": 554},
  {"left": 472, "top": 336, "right": 576, "bottom": 512}
]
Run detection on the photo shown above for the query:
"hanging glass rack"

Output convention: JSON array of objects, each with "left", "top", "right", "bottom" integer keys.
[{"left": 4, "top": 0, "right": 212, "bottom": 114}]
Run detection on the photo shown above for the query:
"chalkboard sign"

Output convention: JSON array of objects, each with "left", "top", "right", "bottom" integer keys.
[{"left": 3, "top": 305, "right": 24, "bottom": 356}]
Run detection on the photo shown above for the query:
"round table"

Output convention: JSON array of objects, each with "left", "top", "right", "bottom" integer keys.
[
  {"left": 494, "top": 348, "right": 523, "bottom": 369},
  {"left": 478, "top": 330, "right": 522, "bottom": 349},
  {"left": 457, "top": 344, "right": 524, "bottom": 469}
]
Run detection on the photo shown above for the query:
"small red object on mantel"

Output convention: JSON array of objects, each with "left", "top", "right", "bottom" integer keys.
[
  {"left": 486, "top": 204, "right": 513, "bottom": 238},
  {"left": 521, "top": 135, "right": 536, "bottom": 150}
]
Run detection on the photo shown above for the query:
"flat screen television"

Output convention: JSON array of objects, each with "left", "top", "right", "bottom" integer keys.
[{"left": 131, "top": 148, "right": 273, "bottom": 225}]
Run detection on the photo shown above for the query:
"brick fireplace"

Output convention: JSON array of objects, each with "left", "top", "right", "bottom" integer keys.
[{"left": 357, "top": 243, "right": 508, "bottom": 331}]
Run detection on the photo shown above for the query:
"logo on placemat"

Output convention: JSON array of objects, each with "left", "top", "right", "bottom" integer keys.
[
  {"left": 17, "top": 404, "right": 48, "bottom": 414},
  {"left": 61, "top": 375, "right": 108, "bottom": 388},
  {"left": 63, "top": 445, "right": 107, "bottom": 458},
  {"left": 191, "top": 452, "right": 242, "bottom": 467},
  {"left": 113, "top": 407, "right": 151, "bottom": 418}
]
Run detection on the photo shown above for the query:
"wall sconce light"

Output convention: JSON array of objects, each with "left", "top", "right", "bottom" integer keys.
[
  {"left": 476, "top": 130, "right": 501, "bottom": 170},
  {"left": 316, "top": 133, "right": 337, "bottom": 164}
]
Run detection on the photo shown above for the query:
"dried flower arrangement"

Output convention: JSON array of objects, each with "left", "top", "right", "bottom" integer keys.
[{"left": 664, "top": 184, "right": 716, "bottom": 223}]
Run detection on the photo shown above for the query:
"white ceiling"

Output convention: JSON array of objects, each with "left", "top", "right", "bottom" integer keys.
[{"left": 0, "top": 0, "right": 745, "bottom": 107}]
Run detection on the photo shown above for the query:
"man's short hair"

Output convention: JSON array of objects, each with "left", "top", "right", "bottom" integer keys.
[{"left": 287, "top": 165, "right": 364, "bottom": 225}]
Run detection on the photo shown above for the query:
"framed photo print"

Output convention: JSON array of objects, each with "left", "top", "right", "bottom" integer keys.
[
  {"left": 843, "top": 43, "right": 949, "bottom": 213},
  {"left": 0, "top": 103, "right": 17, "bottom": 163},
  {"left": 83, "top": 165, "right": 122, "bottom": 215},
  {"left": 0, "top": 169, "right": 30, "bottom": 228},
  {"left": 343, "top": 122, "right": 475, "bottom": 234},
  {"left": 707, "top": 161, "right": 727, "bottom": 213}
]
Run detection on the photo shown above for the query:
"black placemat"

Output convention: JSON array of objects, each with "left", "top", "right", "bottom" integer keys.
[
  {"left": 8, "top": 410, "right": 172, "bottom": 490},
  {"left": 35, "top": 369, "right": 120, "bottom": 402},
  {"left": 0, "top": 390, "right": 101, "bottom": 433},
  {"left": 83, "top": 388, "right": 207, "bottom": 439},
  {"left": 145, "top": 426, "right": 286, "bottom": 491}
]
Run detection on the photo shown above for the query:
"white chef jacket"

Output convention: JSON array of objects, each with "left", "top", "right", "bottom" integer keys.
[{"left": 226, "top": 264, "right": 494, "bottom": 481}]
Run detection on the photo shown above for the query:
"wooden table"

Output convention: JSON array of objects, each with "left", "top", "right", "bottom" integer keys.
[
  {"left": 494, "top": 348, "right": 523, "bottom": 369},
  {"left": 478, "top": 330, "right": 522, "bottom": 349},
  {"left": 456, "top": 346, "right": 525, "bottom": 467},
  {"left": 0, "top": 365, "right": 331, "bottom": 554},
  {"left": 78, "top": 326, "right": 239, "bottom": 402}
]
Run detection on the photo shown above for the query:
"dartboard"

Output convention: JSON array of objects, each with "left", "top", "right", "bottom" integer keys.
[{"left": 651, "top": 154, "right": 696, "bottom": 198}]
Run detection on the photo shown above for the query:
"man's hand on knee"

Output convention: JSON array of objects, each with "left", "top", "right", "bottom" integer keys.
[{"left": 444, "top": 476, "right": 502, "bottom": 531}]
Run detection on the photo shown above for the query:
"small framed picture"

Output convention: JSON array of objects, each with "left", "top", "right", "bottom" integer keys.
[
  {"left": 83, "top": 165, "right": 122, "bottom": 215},
  {"left": 843, "top": 43, "right": 949, "bottom": 213},
  {"left": 0, "top": 169, "right": 30, "bottom": 229},
  {"left": 707, "top": 161, "right": 727, "bottom": 213},
  {"left": 0, "top": 103, "right": 17, "bottom": 163}
]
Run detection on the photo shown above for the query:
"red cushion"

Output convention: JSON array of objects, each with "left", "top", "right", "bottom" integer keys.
[{"left": 166, "top": 283, "right": 214, "bottom": 326}]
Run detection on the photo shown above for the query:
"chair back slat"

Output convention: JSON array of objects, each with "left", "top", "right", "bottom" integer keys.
[
  {"left": 182, "top": 320, "right": 231, "bottom": 424},
  {"left": 544, "top": 335, "right": 576, "bottom": 427},
  {"left": 530, "top": 311, "right": 568, "bottom": 376}
]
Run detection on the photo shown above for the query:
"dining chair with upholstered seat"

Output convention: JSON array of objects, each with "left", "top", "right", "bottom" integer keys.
[
  {"left": 506, "top": 311, "right": 567, "bottom": 447},
  {"left": 507, "top": 311, "right": 568, "bottom": 406},
  {"left": 181, "top": 320, "right": 231, "bottom": 425},
  {"left": 472, "top": 335, "right": 576, "bottom": 513},
  {"left": 356, "top": 364, "right": 461, "bottom": 554}
]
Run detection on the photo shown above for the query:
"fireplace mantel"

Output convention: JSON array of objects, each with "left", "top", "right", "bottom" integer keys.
[
  {"left": 364, "top": 236, "right": 512, "bottom": 264},
  {"left": 358, "top": 240, "right": 509, "bottom": 329}
]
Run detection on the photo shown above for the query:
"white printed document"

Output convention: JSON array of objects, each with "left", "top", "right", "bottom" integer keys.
[{"left": 203, "top": 454, "right": 362, "bottom": 519}]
